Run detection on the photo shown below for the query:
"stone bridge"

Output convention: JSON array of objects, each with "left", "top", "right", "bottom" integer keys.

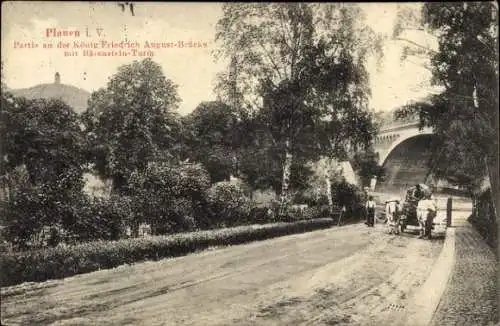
[{"left": 372, "top": 117, "right": 436, "bottom": 193}]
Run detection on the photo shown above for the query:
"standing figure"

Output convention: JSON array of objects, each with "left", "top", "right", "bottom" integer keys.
[
  {"left": 386, "top": 199, "right": 401, "bottom": 234},
  {"left": 417, "top": 194, "right": 437, "bottom": 239},
  {"left": 413, "top": 184, "right": 423, "bottom": 200},
  {"left": 365, "top": 196, "right": 376, "bottom": 227}
]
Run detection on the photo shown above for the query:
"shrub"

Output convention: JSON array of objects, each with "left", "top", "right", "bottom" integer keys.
[
  {"left": 331, "top": 179, "right": 365, "bottom": 221},
  {"left": 247, "top": 207, "right": 274, "bottom": 224},
  {"left": 0, "top": 218, "right": 334, "bottom": 287},
  {"left": 293, "top": 190, "right": 329, "bottom": 207},
  {"left": 1, "top": 180, "right": 87, "bottom": 250},
  {"left": 278, "top": 205, "right": 327, "bottom": 222},
  {"left": 1, "top": 184, "right": 47, "bottom": 250},
  {"left": 205, "top": 181, "right": 250, "bottom": 228},
  {"left": 152, "top": 197, "right": 199, "bottom": 234},
  {"left": 89, "top": 195, "right": 134, "bottom": 241},
  {"left": 128, "top": 162, "right": 211, "bottom": 234}
]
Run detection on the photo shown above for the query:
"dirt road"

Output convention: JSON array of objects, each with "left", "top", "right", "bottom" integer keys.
[{"left": 1, "top": 223, "right": 444, "bottom": 326}]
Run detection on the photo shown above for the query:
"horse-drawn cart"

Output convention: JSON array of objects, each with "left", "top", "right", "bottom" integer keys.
[{"left": 398, "top": 184, "right": 432, "bottom": 233}]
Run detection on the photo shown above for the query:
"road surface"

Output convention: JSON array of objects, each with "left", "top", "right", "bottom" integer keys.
[{"left": 1, "top": 223, "right": 444, "bottom": 326}]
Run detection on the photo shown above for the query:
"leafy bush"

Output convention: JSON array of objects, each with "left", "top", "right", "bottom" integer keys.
[
  {"left": 292, "top": 190, "right": 330, "bottom": 207},
  {"left": 205, "top": 181, "right": 251, "bottom": 228},
  {"left": 128, "top": 162, "right": 211, "bottom": 234},
  {"left": 73, "top": 195, "right": 134, "bottom": 242},
  {"left": 247, "top": 207, "right": 275, "bottom": 224},
  {"left": 303, "top": 206, "right": 329, "bottom": 219},
  {"left": 277, "top": 205, "right": 328, "bottom": 222},
  {"left": 152, "top": 197, "right": 199, "bottom": 234},
  {"left": 1, "top": 168, "right": 87, "bottom": 250},
  {"left": 331, "top": 179, "right": 366, "bottom": 221},
  {"left": 1, "top": 184, "right": 48, "bottom": 250},
  {"left": 0, "top": 218, "right": 334, "bottom": 287},
  {"left": 351, "top": 149, "right": 385, "bottom": 187},
  {"left": 1, "top": 96, "right": 88, "bottom": 249}
]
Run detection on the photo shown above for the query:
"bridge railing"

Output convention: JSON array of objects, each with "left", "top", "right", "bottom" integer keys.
[{"left": 379, "top": 121, "right": 420, "bottom": 133}]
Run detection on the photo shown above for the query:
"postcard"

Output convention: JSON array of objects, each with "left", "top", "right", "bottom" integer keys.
[{"left": 1, "top": 2, "right": 498, "bottom": 325}]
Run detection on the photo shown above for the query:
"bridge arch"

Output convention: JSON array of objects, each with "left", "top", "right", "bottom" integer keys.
[
  {"left": 378, "top": 128, "right": 433, "bottom": 166},
  {"left": 374, "top": 130, "right": 435, "bottom": 193}
]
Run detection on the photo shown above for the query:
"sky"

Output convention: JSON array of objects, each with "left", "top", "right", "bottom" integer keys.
[{"left": 1, "top": 2, "right": 440, "bottom": 115}]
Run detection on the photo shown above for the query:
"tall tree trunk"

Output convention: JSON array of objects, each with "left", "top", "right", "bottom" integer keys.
[
  {"left": 474, "top": 83, "right": 499, "bottom": 220},
  {"left": 325, "top": 172, "right": 334, "bottom": 215},
  {"left": 485, "top": 156, "right": 499, "bottom": 220},
  {"left": 484, "top": 84, "right": 500, "bottom": 317},
  {"left": 279, "top": 138, "right": 293, "bottom": 217},
  {"left": 489, "top": 90, "right": 500, "bottom": 223}
]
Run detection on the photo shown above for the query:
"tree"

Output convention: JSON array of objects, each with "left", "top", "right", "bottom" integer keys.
[
  {"left": 305, "top": 156, "right": 342, "bottom": 208},
  {"left": 182, "top": 101, "right": 240, "bottom": 182},
  {"left": 128, "top": 162, "right": 211, "bottom": 234},
  {"left": 205, "top": 181, "right": 250, "bottom": 227},
  {"left": 394, "top": 3, "right": 498, "bottom": 216},
  {"left": 214, "top": 3, "right": 382, "bottom": 215},
  {"left": 1, "top": 95, "right": 87, "bottom": 248},
  {"left": 82, "top": 58, "right": 182, "bottom": 194},
  {"left": 1, "top": 96, "right": 86, "bottom": 194},
  {"left": 351, "top": 147, "right": 385, "bottom": 187}
]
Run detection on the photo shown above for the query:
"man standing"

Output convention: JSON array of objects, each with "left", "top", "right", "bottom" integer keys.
[
  {"left": 417, "top": 194, "right": 437, "bottom": 239},
  {"left": 386, "top": 198, "right": 401, "bottom": 234},
  {"left": 365, "top": 196, "right": 376, "bottom": 227}
]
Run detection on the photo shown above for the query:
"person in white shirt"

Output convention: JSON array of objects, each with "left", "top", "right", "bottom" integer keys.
[
  {"left": 385, "top": 198, "right": 401, "bottom": 234},
  {"left": 365, "top": 196, "right": 376, "bottom": 227},
  {"left": 417, "top": 194, "right": 437, "bottom": 239}
]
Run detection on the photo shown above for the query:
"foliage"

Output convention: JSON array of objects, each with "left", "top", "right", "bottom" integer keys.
[
  {"left": 283, "top": 205, "right": 330, "bottom": 222},
  {"left": 214, "top": 4, "right": 383, "bottom": 212},
  {"left": 394, "top": 3, "right": 498, "bottom": 200},
  {"left": 350, "top": 148, "right": 385, "bottom": 186},
  {"left": 1, "top": 181, "right": 132, "bottom": 249},
  {"left": 1, "top": 176, "right": 49, "bottom": 250},
  {"left": 181, "top": 101, "right": 241, "bottom": 182},
  {"left": 0, "top": 218, "right": 335, "bottom": 287},
  {"left": 205, "top": 181, "right": 251, "bottom": 227},
  {"left": 128, "top": 162, "right": 211, "bottom": 234},
  {"left": 470, "top": 188, "right": 498, "bottom": 251},
  {"left": 68, "top": 194, "right": 134, "bottom": 243},
  {"left": 82, "top": 58, "right": 182, "bottom": 193},
  {"left": 331, "top": 179, "right": 366, "bottom": 220},
  {"left": 301, "top": 157, "right": 340, "bottom": 209},
  {"left": 247, "top": 207, "right": 274, "bottom": 224},
  {"left": 293, "top": 186, "right": 330, "bottom": 208},
  {"left": 1, "top": 95, "right": 86, "bottom": 186},
  {"left": 0, "top": 94, "right": 88, "bottom": 249},
  {"left": 239, "top": 144, "right": 315, "bottom": 195}
]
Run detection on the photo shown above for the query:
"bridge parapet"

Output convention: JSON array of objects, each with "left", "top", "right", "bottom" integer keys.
[{"left": 379, "top": 121, "right": 420, "bottom": 133}]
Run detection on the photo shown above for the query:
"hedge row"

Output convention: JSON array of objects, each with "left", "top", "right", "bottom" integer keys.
[{"left": 0, "top": 218, "right": 334, "bottom": 287}]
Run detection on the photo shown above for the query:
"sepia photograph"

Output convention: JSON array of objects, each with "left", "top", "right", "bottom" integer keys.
[{"left": 1, "top": 2, "right": 498, "bottom": 325}]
